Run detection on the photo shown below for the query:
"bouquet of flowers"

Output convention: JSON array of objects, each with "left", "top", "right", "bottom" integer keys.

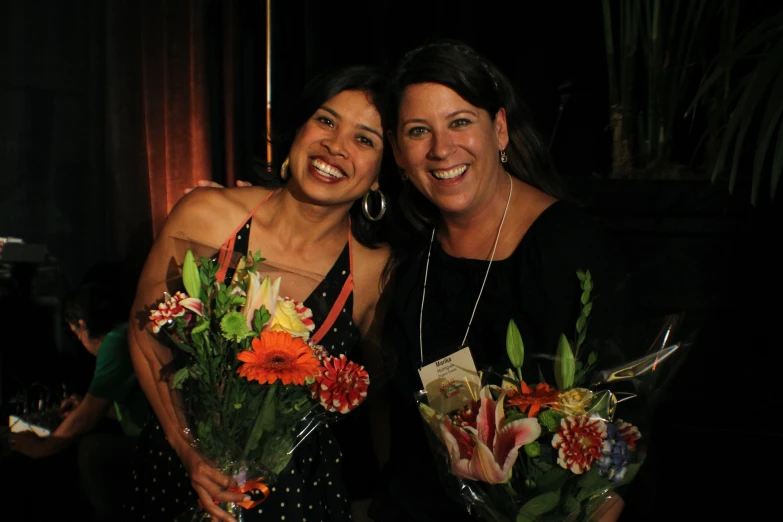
[
  {"left": 417, "top": 270, "right": 683, "bottom": 522},
  {"left": 148, "top": 246, "right": 370, "bottom": 520}
]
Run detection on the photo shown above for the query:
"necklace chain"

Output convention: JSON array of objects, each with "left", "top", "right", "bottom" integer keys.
[{"left": 419, "top": 171, "right": 513, "bottom": 366}]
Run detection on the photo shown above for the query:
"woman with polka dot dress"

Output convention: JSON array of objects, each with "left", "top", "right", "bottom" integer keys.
[{"left": 126, "top": 64, "right": 397, "bottom": 522}]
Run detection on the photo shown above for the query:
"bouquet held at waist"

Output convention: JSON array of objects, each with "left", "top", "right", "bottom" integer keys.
[{"left": 147, "top": 245, "right": 370, "bottom": 516}]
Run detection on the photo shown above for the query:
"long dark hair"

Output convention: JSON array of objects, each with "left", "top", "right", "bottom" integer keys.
[
  {"left": 387, "top": 39, "right": 570, "bottom": 240},
  {"left": 253, "top": 65, "right": 398, "bottom": 250}
]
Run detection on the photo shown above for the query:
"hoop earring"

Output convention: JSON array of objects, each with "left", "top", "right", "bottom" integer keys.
[
  {"left": 280, "top": 157, "right": 290, "bottom": 180},
  {"left": 362, "top": 190, "right": 387, "bottom": 221},
  {"left": 399, "top": 168, "right": 408, "bottom": 181},
  {"left": 500, "top": 149, "right": 508, "bottom": 163}
]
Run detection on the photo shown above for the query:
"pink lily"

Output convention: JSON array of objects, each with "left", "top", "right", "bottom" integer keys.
[
  {"left": 243, "top": 273, "right": 280, "bottom": 330},
  {"left": 440, "top": 386, "right": 541, "bottom": 484},
  {"left": 180, "top": 296, "right": 203, "bottom": 316}
]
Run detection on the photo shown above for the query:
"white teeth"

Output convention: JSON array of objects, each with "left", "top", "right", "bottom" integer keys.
[
  {"left": 432, "top": 165, "right": 467, "bottom": 180},
  {"left": 311, "top": 158, "right": 345, "bottom": 178}
]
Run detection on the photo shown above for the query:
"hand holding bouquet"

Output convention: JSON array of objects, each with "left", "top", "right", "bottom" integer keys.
[
  {"left": 418, "top": 270, "right": 682, "bottom": 522},
  {"left": 148, "top": 248, "right": 370, "bottom": 520}
]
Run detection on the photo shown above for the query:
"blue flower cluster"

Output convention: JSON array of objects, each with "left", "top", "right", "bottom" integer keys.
[{"left": 597, "top": 422, "right": 631, "bottom": 482}]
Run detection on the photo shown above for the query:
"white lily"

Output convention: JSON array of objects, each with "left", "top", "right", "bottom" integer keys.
[{"left": 243, "top": 273, "right": 281, "bottom": 330}]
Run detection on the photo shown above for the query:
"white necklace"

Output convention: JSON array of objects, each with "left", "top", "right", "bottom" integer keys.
[{"left": 419, "top": 171, "right": 513, "bottom": 367}]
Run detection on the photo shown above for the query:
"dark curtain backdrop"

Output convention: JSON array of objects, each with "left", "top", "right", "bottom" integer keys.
[{"left": 1, "top": 0, "right": 611, "bottom": 287}]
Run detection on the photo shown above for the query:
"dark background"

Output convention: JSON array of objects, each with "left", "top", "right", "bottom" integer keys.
[{"left": 1, "top": 0, "right": 779, "bottom": 519}]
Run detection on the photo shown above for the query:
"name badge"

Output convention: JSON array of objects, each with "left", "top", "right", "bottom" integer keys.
[{"left": 418, "top": 346, "right": 481, "bottom": 415}]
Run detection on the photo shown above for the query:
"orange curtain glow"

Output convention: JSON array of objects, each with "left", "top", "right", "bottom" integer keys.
[{"left": 138, "top": 1, "right": 212, "bottom": 237}]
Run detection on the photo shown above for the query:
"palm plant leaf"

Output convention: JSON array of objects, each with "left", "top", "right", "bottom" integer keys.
[{"left": 686, "top": 9, "right": 783, "bottom": 204}]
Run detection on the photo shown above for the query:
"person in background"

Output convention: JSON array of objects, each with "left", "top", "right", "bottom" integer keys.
[{"left": 9, "top": 280, "right": 150, "bottom": 521}]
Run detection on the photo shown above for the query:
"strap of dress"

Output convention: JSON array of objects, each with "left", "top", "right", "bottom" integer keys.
[
  {"left": 311, "top": 217, "right": 355, "bottom": 345},
  {"left": 215, "top": 190, "right": 275, "bottom": 283}
]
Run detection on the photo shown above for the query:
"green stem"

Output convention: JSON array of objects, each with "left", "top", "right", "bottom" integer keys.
[{"left": 242, "top": 381, "right": 279, "bottom": 460}]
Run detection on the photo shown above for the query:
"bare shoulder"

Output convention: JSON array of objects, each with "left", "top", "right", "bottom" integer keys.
[{"left": 163, "top": 186, "right": 272, "bottom": 247}]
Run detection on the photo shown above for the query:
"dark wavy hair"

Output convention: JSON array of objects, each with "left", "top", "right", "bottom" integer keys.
[
  {"left": 387, "top": 39, "right": 570, "bottom": 241},
  {"left": 252, "top": 65, "right": 398, "bottom": 249}
]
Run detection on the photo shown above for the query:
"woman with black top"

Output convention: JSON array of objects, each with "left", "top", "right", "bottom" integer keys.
[
  {"left": 367, "top": 40, "right": 632, "bottom": 522},
  {"left": 126, "top": 65, "right": 396, "bottom": 522}
]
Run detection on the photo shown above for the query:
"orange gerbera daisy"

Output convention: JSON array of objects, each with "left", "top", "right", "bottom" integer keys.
[
  {"left": 506, "top": 381, "right": 561, "bottom": 418},
  {"left": 237, "top": 330, "right": 321, "bottom": 385}
]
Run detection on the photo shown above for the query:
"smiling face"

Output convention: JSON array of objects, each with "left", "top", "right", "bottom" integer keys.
[
  {"left": 391, "top": 82, "right": 509, "bottom": 218},
  {"left": 287, "top": 89, "right": 384, "bottom": 207}
]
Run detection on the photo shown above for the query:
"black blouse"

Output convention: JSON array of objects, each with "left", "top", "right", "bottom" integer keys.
[{"left": 369, "top": 200, "right": 632, "bottom": 522}]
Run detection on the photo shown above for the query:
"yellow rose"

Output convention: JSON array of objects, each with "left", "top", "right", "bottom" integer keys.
[
  {"left": 558, "top": 388, "right": 594, "bottom": 415},
  {"left": 268, "top": 297, "right": 315, "bottom": 339}
]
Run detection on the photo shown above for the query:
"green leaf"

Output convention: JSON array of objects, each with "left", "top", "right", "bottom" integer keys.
[
  {"left": 577, "top": 467, "right": 606, "bottom": 491},
  {"left": 516, "top": 491, "right": 560, "bottom": 521},
  {"left": 506, "top": 319, "right": 525, "bottom": 369},
  {"left": 163, "top": 332, "right": 196, "bottom": 356},
  {"left": 582, "top": 302, "right": 593, "bottom": 317},
  {"left": 191, "top": 319, "right": 210, "bottom": 335},
  {"left": 243, "top": 381, "right": 279, "bottom": 458},
  {"left": 577, "top": 329, "right": 587, "bottom": 348},
  {"left": 587, "top": 351, "right": 598, "bottom": 366},
  {"left": 576, "top": 269, "right": 587, "bottom": 282},
  {"left": 534, "top": 467, "right": 570, "bottom": 492},
  {"left": 580, "top": 291, "right": 591, "bottom": 305},
  {"left": 253, "top": 306, "right": 271, "bottom": 333},
  {"left": 171, "top": 367, "right": 190, "bottom": 389},
  {"left": 182, "top": 250, "right": 201, "bottom": 298},
  {"left": 555, "top": 334, "right": 575, "bottom": 390},
  {"left": 576, "top": 314, "right": 587, "bottom": 334}
]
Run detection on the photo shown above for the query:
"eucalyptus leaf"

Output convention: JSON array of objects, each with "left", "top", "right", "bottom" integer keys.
[
  {"left": 582, "top": 302, "right": 593, "bottom": 317},
  {"left": 576, "top": 315, "right": 587, "bottom": 334}
]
